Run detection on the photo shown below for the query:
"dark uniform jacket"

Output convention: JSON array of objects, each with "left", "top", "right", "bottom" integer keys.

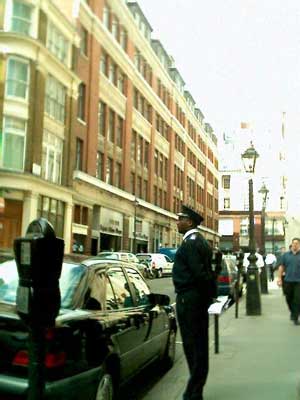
[{"left": 173, "top": 229, "right": 215, "bottom": 304}]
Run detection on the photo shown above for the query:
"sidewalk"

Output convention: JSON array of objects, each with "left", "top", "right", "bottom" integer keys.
[{"left": 144, "top": 282, "right": 300, "bottom": 400}]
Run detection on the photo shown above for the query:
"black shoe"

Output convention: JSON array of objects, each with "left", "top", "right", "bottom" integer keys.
[{"left": 293, "top": 320, "right": 299, "bottom": 325}]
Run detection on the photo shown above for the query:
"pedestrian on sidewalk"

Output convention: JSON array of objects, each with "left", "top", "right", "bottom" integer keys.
[
  {"left": 265, "top": 252, "right": 276, "bottom": 281},
  {"left": 172, "top": 205, "right": 216, "bottom": 400},
  {"left": 277, "top": 238, "right": 300, "bottom": 325}
]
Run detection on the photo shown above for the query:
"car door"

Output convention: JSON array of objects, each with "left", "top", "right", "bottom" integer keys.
[
  {"left": 105, "top": 266, "right": 151, "bottom": 381},
  {"left": 125, "top": 267, "right": 169, "bottom": 358}
]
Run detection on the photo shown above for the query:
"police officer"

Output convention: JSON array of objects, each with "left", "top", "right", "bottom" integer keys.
[{"left": 173, "top": 205, "right": 215, "bottom": 400}]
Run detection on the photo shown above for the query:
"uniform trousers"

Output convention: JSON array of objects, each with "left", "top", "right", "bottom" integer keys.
[{"left": 176, "top": 289, "right": 209, "bottom": 400}]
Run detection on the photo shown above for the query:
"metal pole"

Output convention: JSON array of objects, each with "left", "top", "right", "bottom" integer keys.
[
  {"left": 272, "top": 218, "right": 275, "bottom": 254},
  {"left": 246, "top": 178, "right": 262, "bottom": 315},
  {"left": 27, "top": 326, "right": 46, "bottom": 400},
  {"left": 260, "top": 202, "right": 268, "bottom": 294},
  {"left": 133, "top": 200, "right": 137, "bottom": 254}
]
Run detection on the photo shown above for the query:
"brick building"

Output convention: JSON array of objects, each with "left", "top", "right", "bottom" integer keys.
[{"left": 0, "top": 0, "right": 219, "bottom": 256}]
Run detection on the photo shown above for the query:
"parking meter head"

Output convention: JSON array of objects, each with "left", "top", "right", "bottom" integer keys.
[{"left": 14, "top": 218, "right": 64, "bottom": 327}]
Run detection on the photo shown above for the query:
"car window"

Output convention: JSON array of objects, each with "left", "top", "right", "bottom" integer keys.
[
  {"left": 0, "top": 260, "right": 85, "bottom": 309},
  {"left": 106, "top": 277, "right": 118, "bottom": 310},
  {"left": 107, "top": 267, "right": 134, "bottom": 308},
  {"left": 84, "top": 271, "right": 106, "bottom": 310},
  {"left": 164, "top": 255, "right": 172, "bottom": 262},
  {"left": 125, "top": 268, "right": 150, "bottom": 306}
]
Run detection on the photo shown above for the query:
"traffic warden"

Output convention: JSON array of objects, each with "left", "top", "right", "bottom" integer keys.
[{"left": 172, "top": 205, "right": 216, "bottom": 400}]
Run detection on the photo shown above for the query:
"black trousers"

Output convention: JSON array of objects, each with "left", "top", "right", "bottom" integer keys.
[
  {"left": 176, "top": 290, "right": 209, "bottom": 400},
  {"left": 284, "top": 281, "right": 300, "bottom": 321}
]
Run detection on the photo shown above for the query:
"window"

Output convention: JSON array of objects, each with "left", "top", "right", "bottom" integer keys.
[
  {"left": 6, "top": 57, "right": 29, "bottom": 100},
  {"left": 100, "top": 51, "right": 108, "bottom": 76},
  {"left": 45, "top": 76, "right": 66, "bottom": 123},
  {"left": 77, "top": 83, "right": 86, "bottom": 121},
  {"left": 131, "top": 131, "right": 136, "bottom": 159},
  {"left": 106, "top": 157, "right": 113, "bottom": 184},
  {"left": 240, "top": 218, "right": 249, "bottom": 236},
  {"left": 107, "top": 267, "right": 134, "bottom": 308},
  {"left": 115, "top": 162, "right": 121, "bottom": 188},
  {"left": 222, "top": 175, "right": 231, "bottom": 189},
  {"left": 116, "top": 116, "right": 123, "bottom": 147},
  {"left": 108, "top": 110, "right": 115, "bottom": 142},
  {"left": 111, "top": 16, "right": 119, "bottom": 40},
  {"left": 224, "top": 198, "right": 230, "bottom": 209},
  {"left": 75, "top": 138, "right": 83, "bottom": 170},
  {"left": 126, "top": 268, "right": 150, "bottom": 306},
  {"left": 96, "top": 151, "right": 103, "bottom": 180},
  {"left": 137, "top": 136, "right": 142, "bottom": 163},
  {"left": 108, "top": 61, "right": 116, "bottom": 85},
  {"left": 144, "top": 142, "right": 149, "bottom": 168},
  {"left": 130, "top": 173, "right": 135, "bottom": 194},
  {"left": 37, "top": 195, "right": 65, "bottom": 237},
  {"left": 41, "top": 130, "right": 63, "bottom": 184},
  {"left": 103, "top": 4, "right": 110, "bottom": 29},
  {"left": 143, "top": 179, "right": 148, "bottom": 200},
  {"left": 98, "top": 101, "right": 106, "bottom": 137},
  {"left": 120, "top": 28, "right": 127, "bottom": 51},
  {"left": 10, "top": 0, "right": 32, "bottom": 36},
  {"left": 47, "top": 22, "right": 69, "bottom": 64},
  {"left": 1, "top": 117, "right": 26, "bottom": 170},
  {"left": 79, "top": 26, "right": 88, "bottom": 56},
  {"left": 117, "top": 71, "right": 125, "bottom": 94}
]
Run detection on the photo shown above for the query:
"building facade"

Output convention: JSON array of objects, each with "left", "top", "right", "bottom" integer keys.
[{"left": 0, "top": 0, "right": 219, "bottom": 257}]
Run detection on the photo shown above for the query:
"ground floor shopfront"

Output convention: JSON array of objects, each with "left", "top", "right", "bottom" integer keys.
[{"left": 0, "top": 171, "right": 219, "bottom": 258}]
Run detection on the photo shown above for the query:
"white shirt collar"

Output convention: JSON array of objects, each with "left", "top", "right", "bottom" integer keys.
[{"left": 183, "top": 228, "right": 199, "bottom": 240}]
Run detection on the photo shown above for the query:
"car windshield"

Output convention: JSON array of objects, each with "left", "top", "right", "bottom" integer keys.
[{"left": 0, "top": 260, "right": 85, "bottom": 309}]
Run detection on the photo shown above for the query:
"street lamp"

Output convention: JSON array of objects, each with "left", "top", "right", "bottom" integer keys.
[
  {"left": 258, "top": 182, "right": 269, "bottom": 294},
  {"left": 241, "top": 142, "right": 261, "bottom": 315}
]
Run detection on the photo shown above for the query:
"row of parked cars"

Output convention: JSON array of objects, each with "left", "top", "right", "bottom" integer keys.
[
  {"left": 94, "top": 251, "right": 244, "bottom": 300},
  {"left": 94, "top": 251, "right": 174, "bottom": 279}
]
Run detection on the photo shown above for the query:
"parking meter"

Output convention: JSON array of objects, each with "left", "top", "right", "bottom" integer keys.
[{"left": 14, "top": 218, "right": 64, "bottom": 327}]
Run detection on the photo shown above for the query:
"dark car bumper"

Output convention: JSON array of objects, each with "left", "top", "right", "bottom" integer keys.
[{"left": 0, "top": 367, "right": 101, "bottom": 399}]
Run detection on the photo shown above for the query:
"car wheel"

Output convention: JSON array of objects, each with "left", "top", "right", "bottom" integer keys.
[
  {"left": 95, "top": 373, "right": 114, "bottom": 400},
  {"left": 162, "top": 329, "right": 176, "bottom": 370}
]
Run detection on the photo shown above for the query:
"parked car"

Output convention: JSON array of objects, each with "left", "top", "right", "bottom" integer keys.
[
  {"left": 217, "top": 255, "right": 244, "bottom": 298},
  {"left": 95, "top": 251, "right": 152, "bottom": 279},
  {"left": 136, "top": 253, "right": 173, "bottom": 278},
  {"left": 0, "top": 258, "right": 177, "bottom": 399},
  {"left": 158, "top": 247, "right": 178, "bottom": 262},
  {"left": 96, "top": 251, "right": 139, "bottom": 263}
]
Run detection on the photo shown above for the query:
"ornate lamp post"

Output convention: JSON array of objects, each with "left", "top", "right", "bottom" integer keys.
[
  {"left": 258, "top": 182, "right": 269, "bottom": 294},
  {"left": 241, "top": 142, "right": 261, "bottom": 315}
]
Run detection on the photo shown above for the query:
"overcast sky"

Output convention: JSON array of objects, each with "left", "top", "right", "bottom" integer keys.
[{"left": 137, "top": 0, "right": 300, "bottom": 140}]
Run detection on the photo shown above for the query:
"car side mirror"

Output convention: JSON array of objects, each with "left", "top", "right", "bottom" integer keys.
[{"left": 148, "top": 293, "right": 170, "bottom": 306}]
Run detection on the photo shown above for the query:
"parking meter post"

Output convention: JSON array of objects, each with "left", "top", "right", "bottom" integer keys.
[
  {"left": 13, "top": 218, "right": 64, "bottom": 400},
  {"left": 28, "top": 326, "right": 46, "bottom": 400}
]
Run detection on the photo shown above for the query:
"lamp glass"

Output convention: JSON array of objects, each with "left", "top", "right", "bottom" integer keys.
[{"left": 241, "top": 144, "right": 259, "bottom": 173}]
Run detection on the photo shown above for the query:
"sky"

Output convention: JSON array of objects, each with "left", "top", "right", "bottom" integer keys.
[{"left": 137, "top": 0, "right": 300, "bottom": 141}]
